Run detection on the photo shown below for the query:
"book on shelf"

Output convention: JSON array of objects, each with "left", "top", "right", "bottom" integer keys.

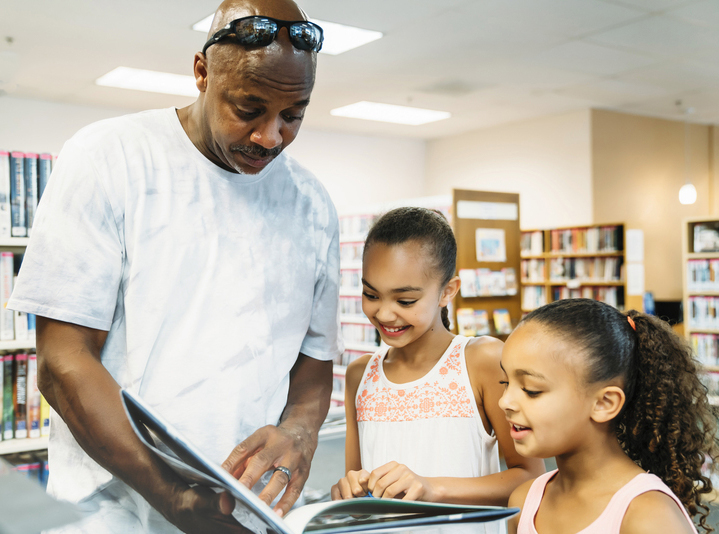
[
  {"left": 456, "top": 308, "right": 490, "bottom": 337},
  {"left": 24, "top": 153, "right": 39, "bottom": 236},
  {"left": 521, "top": 258, "right": 545, "bottom": 282},
  {"left": 40, "top": 394, "right": 50, "bottom": 438},
  {"left": 458, "top": 268, "right": 517, "bottom": 298},
  {"left": 492, "top": 309, "right": 513, "bottom": 335},
  {"left": 0, "top": 252, "right": 13, "bottom": 341},
  {"left": 2, "top": 355, "right": 12, "bottom": 440},
  {"left": 549, "top": 226, "right": 622, "bottom": 254},
  {"left": 694, "top": 222, "right": 719, "bottom": 253},
  {"left": 38, "top": 153, "right": 52, "bottom": 201},
  {"left": 13, "top": 354, "right": 28, "bottom": 439},
  {"left": 520, "top": 231, "right": 544, "bottom": 256},
  {"left": 9, "top": 152, "right": 26, "bottom": 238},
  {"left": 27, "top": 355, "right": 41, "bottom": 439},
  {"left": 0, "top": 152, "right": 11, "bottom": 239},
  {"left": 121, "top": 389, "right": 517, "bottom": 534}
]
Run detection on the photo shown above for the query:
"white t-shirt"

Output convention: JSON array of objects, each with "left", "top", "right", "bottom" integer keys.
[{"left": 8, "top": 108, "right": 342, "bottom": 531}]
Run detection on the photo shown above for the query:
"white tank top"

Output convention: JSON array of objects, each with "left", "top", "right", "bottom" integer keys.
[{"left": 355, "top": 335, "right": 500, "bottom": 480}]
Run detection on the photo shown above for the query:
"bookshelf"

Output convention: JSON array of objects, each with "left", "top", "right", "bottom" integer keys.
[
  {"left": 519, "top": 223, "right": 632, "bottom": 314},
  {"left": 452, "top": 190, "right": 521, "bottom": 339},
  {"left": 682, "top": 218, "right": 719, "bottom": 407}
]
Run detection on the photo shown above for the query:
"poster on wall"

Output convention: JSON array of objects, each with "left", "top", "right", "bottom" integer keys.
[{"left": 475, "top": 228, "right": 507, "bottom": 263}]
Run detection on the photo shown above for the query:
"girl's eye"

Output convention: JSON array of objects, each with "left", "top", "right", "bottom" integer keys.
[
  {"left": 398, "top": 300, "right": 417, "bottom": 306},
  {"left": 362, "top": 292, "right": 378, "bottom": 300},
  {"left": 523, "top": 389, "right": 541, "bottom": 398}
]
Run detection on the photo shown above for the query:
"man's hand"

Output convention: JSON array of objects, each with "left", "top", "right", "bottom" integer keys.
[
  {"left": 222, "top": 354, "right": 333, "bottom": 517},
  {"left": 159, "top": 486, "right": 250, "bottom": 534},
  {"left": 330, "top": 469, "right": 371, "bottom": 500}
]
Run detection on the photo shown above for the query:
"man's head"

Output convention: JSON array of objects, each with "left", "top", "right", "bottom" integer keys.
[{"left": 191, "top": 0, "right": 318, "bottom": 174}]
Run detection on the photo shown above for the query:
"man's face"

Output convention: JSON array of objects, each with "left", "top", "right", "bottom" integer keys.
[{"left": 201, "top": 44, "right": 315, "bottom": 174}]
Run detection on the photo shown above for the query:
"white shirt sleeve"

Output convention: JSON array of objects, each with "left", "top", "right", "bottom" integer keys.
[{"left": 8, "top": 138, "right": 123, "bottom": 331}]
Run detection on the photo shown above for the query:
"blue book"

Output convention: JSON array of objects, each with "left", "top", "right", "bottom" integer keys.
[
  {"left": 38, "top": 153, "right": 52, "bottom": 202},
  {"left": 24, "top": 153, "right": 38, "bottom": 236},
  {"left": 9, "top": 152, "right": 26, "bottom": 237}
]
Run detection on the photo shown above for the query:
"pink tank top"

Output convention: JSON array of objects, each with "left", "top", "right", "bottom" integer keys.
[{"left": 517, "top": 469, "right": 698, "bottom": 534}]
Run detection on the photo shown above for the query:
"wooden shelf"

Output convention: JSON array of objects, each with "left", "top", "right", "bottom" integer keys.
[
  {"left": 687, "top": 328, "right": 719, "bottom": 335},
  {"left": 545, "top": 251, "right": 623, "bottom": 258},
  {"left": 339, "top": 234, "right": 366, "bottom": 244},
  {"left": 0, "top": 436, "right": 48, "bottom": 455},
  {"left": 520, "top": 280, "right": 546, "bottom": 285},
  {"left": 687, "top": 291, "right": 719, "bottom": 296},
  {"left": 339, "top": 288, "right": 362, "bottom": 297},
  {"left": 0, "top": 238, "right": 30, "bottom": 247},
  {"left": 687, "top": 252, "right": 719, "bottom": 259},
  {"left": 340, "top": 261, "right": 362, "bottom": 270},
  {"left": 547, "top": 280, "right": 624, "bottom": 286}
]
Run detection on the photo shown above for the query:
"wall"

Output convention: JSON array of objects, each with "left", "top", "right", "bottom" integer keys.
[
  {"left": 0, "top": 96, "right": 426, "bottom": 214},
  {"left": 423, "top": 110, "right": 593, "bottom": 230},
  {"left": 592, "top": 109, "right": 711, "bottom": 301}
]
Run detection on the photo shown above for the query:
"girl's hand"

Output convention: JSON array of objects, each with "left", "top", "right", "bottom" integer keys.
[
  {"left": 368, "top": 462, "right": 437, "bottom": 501},
  {"left": 331, "top": 469, "right": 371, "bottom": 500}
]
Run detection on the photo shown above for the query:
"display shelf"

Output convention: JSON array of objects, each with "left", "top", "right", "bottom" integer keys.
[
  {"left": 343, "top": 342, "right": 378, "bottom": 353},
  {"left": 340, "top": 314, "right": 371, "bottom": 325},
  {"left": 0, "top": 338, "right": 36, "bottom": 351},
  {"left": 0, "top": 436, "right": 48, "bottom": 455},
  {"left": 545, "top": 251, "right": 624, "bottom": 258},
  {"left": 546, "top": 280, "right": 624, "bottom": 286},
  {"left": 688, "top": 252, "right": 719, "bottom": 260},
  {"left": 340, "top": 261, "right": 362, "bottom": 270},
  {"left": 339, "top": 234, "right": 367, "bottom": 244},
  {"left": 0, "top": 238, "right": 30, "bottom": 247},
  {"left": 688, "top": 329, "right": 719, "bottom": 335},
  {"left": 339, "top": 288, "right": 362, "bottom": 297},
  {"left": 688, "top": 291, "right": 719, "bottom": 297},
  {"left": 332, "top": 365, "right": 346, "bottom": 376},
  {"left": 520, "top": 280, "right": 546, "bottom": 285}
]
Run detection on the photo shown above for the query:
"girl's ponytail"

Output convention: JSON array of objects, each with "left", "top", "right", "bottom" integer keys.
[
  {"left": 523, "top": 299, "right": 719, "bottom": 533},
  {"left": 618, "top": 311, "right": 718, "bottom": 532}
]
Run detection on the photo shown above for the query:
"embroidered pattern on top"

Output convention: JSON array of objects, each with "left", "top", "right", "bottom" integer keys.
[{"left": 356, "top": 342, "right": 474, "bottom": 422}]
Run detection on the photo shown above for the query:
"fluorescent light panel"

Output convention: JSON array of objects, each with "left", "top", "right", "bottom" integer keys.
[
  {"left": 192, "top": 14, "right": 382, "bottom": 55},
  {"left": 96, "top": 67, "right": 198, "bottom": 97},
  {"left": 330, "top": 102, "right": 451, "bottom": 126}
]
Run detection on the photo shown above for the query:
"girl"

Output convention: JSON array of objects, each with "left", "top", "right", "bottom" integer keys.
[
  {"left": 500, "top": 298, "right": 718, "bottom": 534},
  {"left": 331, "top": 207, "right": 544, "bottom": 518}
]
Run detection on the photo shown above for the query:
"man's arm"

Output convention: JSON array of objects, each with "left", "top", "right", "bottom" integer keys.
[
  {"left": 36, "top": 316, "right": 244, "bottom": 533},
  {"left": 222, "top": 353, "right": 333, "bottom": 516}
]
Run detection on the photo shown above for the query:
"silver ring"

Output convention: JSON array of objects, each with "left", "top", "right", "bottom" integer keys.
[{"left": 273, "top": 466, "right": 292, "bottom": 481}]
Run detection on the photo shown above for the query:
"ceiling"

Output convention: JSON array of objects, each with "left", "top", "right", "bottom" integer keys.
[{"left": 2, "top": 0, "right": 719, "bottom": 139}]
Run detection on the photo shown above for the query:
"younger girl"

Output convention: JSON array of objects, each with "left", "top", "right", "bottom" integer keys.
[
  {"left": 331, "top": 207, "right": 544, "bottom": 519},
  {"left": 500, "top": 298, "right": 718, "bottom": 534}
]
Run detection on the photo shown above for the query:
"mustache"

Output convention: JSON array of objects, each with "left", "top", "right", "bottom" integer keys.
[{"left": 230, "top": 144, "right": 282, "bottom": 159}]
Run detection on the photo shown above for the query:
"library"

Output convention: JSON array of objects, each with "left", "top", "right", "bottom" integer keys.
[{"left": 2, "top": 1, "right": 719, "bottom": 533}]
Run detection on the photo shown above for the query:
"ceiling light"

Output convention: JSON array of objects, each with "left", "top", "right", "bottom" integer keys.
[
  {"left": 191, "top": 15, "right": 382, "bottom": 55},
  {"left": 330, "top": 101, "right": 451, "bottom": 126},
  {"left": 679, "top": 183, "right": 697, "bottom": 205},
  {"left": 96, "top": 67, "right": 198, "bottom": 97}
]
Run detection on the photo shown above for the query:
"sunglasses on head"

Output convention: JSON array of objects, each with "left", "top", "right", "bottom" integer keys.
[{"left": 202, "top": 16, "right": 324, "bottom": 55}]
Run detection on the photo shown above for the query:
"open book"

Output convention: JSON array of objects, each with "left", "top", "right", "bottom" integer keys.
[{"left": 120, "top": 389, "right": 518, "bottom": 534}]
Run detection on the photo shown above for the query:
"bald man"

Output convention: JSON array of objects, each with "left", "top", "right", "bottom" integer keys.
[{"left": 8, "top": 0, "right": 341, "bottom": 532}]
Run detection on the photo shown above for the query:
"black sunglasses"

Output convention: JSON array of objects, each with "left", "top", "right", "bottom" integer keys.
[{"left": 202, "top": 16, "right": 324, "bottom": 55}]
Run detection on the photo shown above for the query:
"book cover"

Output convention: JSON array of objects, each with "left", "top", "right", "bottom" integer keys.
[
  {"left": 2, "top": 355, "right": 12, "bottom": 439},
  {"left": 0, "top": 252, "right": 14, "bottom": 341},
  {"left": 121, "top": 390, "right": 517, "bottom": 534},
  {"left": 38, "top": 153, "right": 52, "bottom": 201},
  {"left": 493, "top": 309, "right": 513, "bottom": 335},
  {"left": 458, "top": 269, "right": 478, "bottom": 298},
  {"left": 0, "top": 151, "right": 11, "bottom": 238},
  {"left": 40, "top": 394, "right": 50, "bottom": 437},
  {"left": 28, "top": 313, "right": 36, "bottom": 339},
  {"left": 14, "top": 354, "right": 28, "bottom": 439},
  {"left": 456, "top": 308, "right": 477, "bottom": 336},
  {"left": 24, "top": 153, "right": 39, "bottom": 236},
  {"left": 27, "top": 355, "right": 41, "bottom": 438},
  {"left": 695, "top": 223, "right": 719, "bottom": 253},
  {"left": 503, "top": 267, "right": 518, "bottom": 296},
  {"left": 474, "top": 309, "right": 490, "bottom": 336},
  {"left": 9, "top": 151, "right": 26, "bottom": 237}
]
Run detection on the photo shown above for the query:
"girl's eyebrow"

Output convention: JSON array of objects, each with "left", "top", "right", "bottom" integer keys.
[
  {"left": 361, "top": 278, "right": 423, "bottom": 294},
  {"left": 499, "top": 362, "right": 547, "bottom": 380}
]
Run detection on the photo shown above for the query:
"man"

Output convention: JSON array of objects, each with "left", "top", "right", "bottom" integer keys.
[{"left": 8, "top": 0, "right": 341, "bottom": 531}]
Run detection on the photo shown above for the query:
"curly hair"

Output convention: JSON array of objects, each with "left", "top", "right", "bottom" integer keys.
[
  {"left": 523, "top": 298, "right": 719, "bottom": 532},
  {"left": 364, "top": 207, "right": 456, "bottom": 330}
]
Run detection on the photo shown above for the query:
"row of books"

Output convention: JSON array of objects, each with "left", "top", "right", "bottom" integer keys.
[
  {"left": 4, "top": 450, "right": 49, "bottom": 488},
  {"left": 456, "top": 308, "right": 512, "bottom": 336},
  {"left": 2, "top": 353, "right": 50, "bottom": 441},
  {"left": 691, "top": 334, "right": 719, "bottom": 367},
  {"left": 687, "top": 296, "right": 719, "bottom": 331},
  {"left": 686, "top": 259, "right": 719, "bottom": 292},
  {"left": 548, "top": 257, "right": 623, "bottom": 282},
  {"left": 333, "top": 349, "right": 367, "bottom": 368},
  {"left": 339, "top": 215, "right": 375, "bottom": 238},
  {"left": 520, "top": 231, "right": 544, "bottom": 256},
  {"left": 552, "top": 286, "right": 620, "bottom": 308},
  {"left": 522, "top": 286, "right": 548, "bottom": 311},
  {"left": 521, "top": 259, "right": 545, "bottom": 282},
  {"left": 0, "top": 151, "right": 53, "bottom": 238},
  {"left": 340, "top": 270, "right": 361, "bottom": 292},
  {"left": 0, "top": 251, "right": 37, "bottom": 342},
  {"left": 341, "top": 323, "right": 378, "bottom": 344},
  {"left": 458, "top": 268, "right": 517, "bottom": 298},
  {"left": 340, "top": 296, "right": 363, "bottom": 316},
  {"left": 340, "top": 242, "right": 364, "bottom": 263},
  {"left": 549, "top": 226, "right": 623, "bottom": 254}
]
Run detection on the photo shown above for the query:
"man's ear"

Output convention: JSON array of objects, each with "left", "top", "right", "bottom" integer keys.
[
  {"left": 193, "top": 53, "right": 209, "bottom": 92},
  {"left": 590, "top": 386, "right": 626, "bottom": 424},
  {"left": 440, "top": 276, "right": 461, "bottom": 307}
]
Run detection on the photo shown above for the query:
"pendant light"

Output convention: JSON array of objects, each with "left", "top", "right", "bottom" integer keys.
[{"left": 678, "top": 101, "right": 697, "bottom": 205}]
